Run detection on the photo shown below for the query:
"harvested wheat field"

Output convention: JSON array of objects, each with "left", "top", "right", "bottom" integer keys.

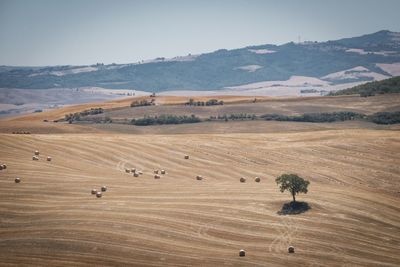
[{"left": 0, "top": 128, "right": 399, "bottom": 266}]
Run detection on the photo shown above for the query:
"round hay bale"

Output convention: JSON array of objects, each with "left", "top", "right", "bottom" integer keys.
[
  {"left": 184, "top": 155, "right": 189, "bottom": 159},
  {"left": 91, "top": 189, "right": 97, "bottom": 194},
  {"left": 240, "top": 177, "right": 246, "bottom": 183},
  {"left": 0, "top": 165, "right": 3, "bottom": 170},
  {"left": 131, "top": 168, "right": 136, "bottom": 173},
  {"left": 15, "top": 177, "right": 21, "bottom": 183},
  {"left": 239, "top": 249, "right": 245, "bottom": 257},
  {"left": 255, "top": 177, "right": 261, "bottom": 182},
  {"left": 47, "top": 156, "right": 52, "bottom": 162},
  {"left": 138, "top": 171, "right": 143, "bottom": 175},
  {"left": 154, "top": 170, "right": 159, "bottom": 174},
  {"left": 288, "top": 246, "right": 294, "bottom": 253},
  {"left": 34, "top": 150, "right": 39, "bottom": 156},
  {"left": 161, "top": 169, "right": 166, "bottom": 174},
  {"left": 96, "top": 191, "right": 102, "bottom": 198},
  {"left": 101, "top": 186, "right": 107, "bottom": 192},
  {"left": 196, "top": 175, "right": 203, "bottom": 180},
  {"left": 2, "top": 164, "right": 7, "bottom": 169},
  {"left": 154, "top": 174, "right": 160, "bottom": 179},
  {"left": 133, "top": 172, "right": 139, "bottom": 177},
  {"left": 32, "top": 156, "right": 39, "bottom": 161},
  {"left": 125, "top": 169, "right": 130, "bottom": 173}
]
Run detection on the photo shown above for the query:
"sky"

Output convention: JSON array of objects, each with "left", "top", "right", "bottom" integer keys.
[{"left": 0, "top": 0, "right": 399, "bottom": 66}]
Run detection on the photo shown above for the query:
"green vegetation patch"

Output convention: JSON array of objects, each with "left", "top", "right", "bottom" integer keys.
[
  {"left": 368, "top": 111, "right": 400, "bottom": 124},
  {"left": 131, "top": 114, "right": 201, "bottom": 126},
  {"left": 185, "top": 99, "right": 224, "bottom": 106},
  {"left": 260, "top": 111, "right": 363, "bottom": 123},
  {"left": 329, "top": 76, "right": 400, "bottom": 97}
]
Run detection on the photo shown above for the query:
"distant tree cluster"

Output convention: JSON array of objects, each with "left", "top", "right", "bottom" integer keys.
[
  {"left": 368, "top": 111, "right": 400, "bottom": 124},
  {"left": 329, "top": 76, "right": 400, "bottom": 97},
  {"left": 12, "top": 131, "right": 31, "bottom": 134},
  {"left": 185, "top": 99, "right": 224, "bottom": 106},
  {"left": 131, "top": 114, "right": 201, "bottom": 126},
  {"left": 78, "top": 108, "right": 104, "bottom": 116},
  {"left": 261, "top": 111, "right": 362, "bottom": 123},
  {"left": 208, "top": 113, "right": 257, "bottom": 121},
  {"left": 64, "top": 108, "right": 104, "bottom": 123},
  {"left": 130, "top": 99, "right": 155, "bottom": 107}
]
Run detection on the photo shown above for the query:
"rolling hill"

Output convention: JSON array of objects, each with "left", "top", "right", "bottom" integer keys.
[
  {"left": 1, "top": 30, "right": 400, "bottom": 91},
  {"left": 1, "top": 122, "right": 399, "bottom": 266},
  {"left": 330, "top": 76, "right": 400, "bottom": 96},
  {"left": 1, "top": 87, "right": 400, "bottom": 266}
]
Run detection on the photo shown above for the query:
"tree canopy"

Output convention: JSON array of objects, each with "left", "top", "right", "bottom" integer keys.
[{"left": 275, "top": 174, "right": 310, "bottom": 203}]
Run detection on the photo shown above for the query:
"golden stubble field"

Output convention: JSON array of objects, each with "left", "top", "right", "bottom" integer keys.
[{"left": 1, "top": 128, "right": 399, "bottom": 266}]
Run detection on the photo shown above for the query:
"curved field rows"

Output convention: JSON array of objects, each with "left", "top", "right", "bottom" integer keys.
[{"left": 0, "top": 130, "right": 399, "bottom": 266}]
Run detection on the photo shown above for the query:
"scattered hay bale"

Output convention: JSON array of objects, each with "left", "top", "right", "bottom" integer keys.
[
  {"left": 154, "top": 170, "right": 159, "bottom": 174},
  {"left": 154, "top": 174, "right": 160, "bottom": 179},
  {"left": 96, "top": 191, "right": 102, "bottom": 198},
  {"left": 15, "top": 178, "right": 21, "bottom": 183},
  {"left": 133, "top": 172, "right": 139, "bottom": 177},
  {"left": 240, "top": 177, "right": 246, "bottom": 183},
  {"left": 34, "top": 150, "right": 39, "bottom": 156},
  {"left": 47, "top": 156, "right": 52, "bottom": 162},
  {"left": 138, "top": 171, "right": 143, "bottom": 175},
  {"left": 161, "top": 169, "right": 166, "bottom": 174},
  {"left": 255, "top": 177, "right": 261, "bottom": 182},
  {"left": 32, "top": 156, "right": 39, "bottom": 161},
  {"left": 184, "top": 155, "right": 189, "bottom": 159},
  {"left": 288, "top": 246, "right": 295, "bottom": 253},
  {"left": 101, "top": 186, "right": 107, "bottom": 192},
  {"left": 125, "top": 169, "right": 130, "bottom": 173},
  {"left": 91, "top": 189, "right": 97, "bottom": 194},
  {"left": 239, "top": 249, "right": 245, "bottom": 257},
  {"left": 196, "top": 175, "right": 203, "bottom": 180}
]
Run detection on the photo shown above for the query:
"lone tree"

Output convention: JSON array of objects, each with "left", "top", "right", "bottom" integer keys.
[{"left": 275, "top": 174, "right": 310, "bottom": 203}]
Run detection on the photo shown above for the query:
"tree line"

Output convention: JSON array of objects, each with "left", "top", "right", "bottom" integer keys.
[
  {"left": 62, "top": 110, "right": 400, "bottom": 125},
  {"left": 130, "top": 99, "right": 155, "bottom": 107},
  {"left": 131, "top": 114, "right": 201, "bottom": 126},
  {"left": 64, "top": 108, "right": 111, "bottom": 123},
  {"left": 260, "top": 111, "right": 363, "bottom": 123},
  {"left": 185, "top": 99, "right": 224, "bottom": 106}
]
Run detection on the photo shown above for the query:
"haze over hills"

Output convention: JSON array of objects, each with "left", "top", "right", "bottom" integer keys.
[{"left": 1, "top": 30, "right": 400, "bottom": 93}]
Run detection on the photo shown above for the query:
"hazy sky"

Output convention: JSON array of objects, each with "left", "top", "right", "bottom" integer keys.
[{"left": 0, "top": 0, "right": 399, "bottom": 66}]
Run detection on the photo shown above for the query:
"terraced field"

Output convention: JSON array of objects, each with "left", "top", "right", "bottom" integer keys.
[{"left": 1, "top": 129, "right": 399, "bottom": 266}]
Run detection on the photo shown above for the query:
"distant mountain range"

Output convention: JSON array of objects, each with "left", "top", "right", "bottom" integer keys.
[{"left": 1, "top": 30, "right": 399, "bottom": 92}]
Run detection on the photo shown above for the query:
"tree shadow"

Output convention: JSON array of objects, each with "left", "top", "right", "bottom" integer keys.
[{"left": 277, "top": 201, "right": 311, "bottom": 215}]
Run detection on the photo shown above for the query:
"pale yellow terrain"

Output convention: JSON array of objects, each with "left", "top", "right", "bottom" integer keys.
[
  {"left": 0, "top": 129, "right": 399, "bottom": 266},
  {"left": 1, "top": 93, "right": 399, "bottom": 135},
  {"left": 3, "top": 95, "right": 272, "bottom": 123},
  {"left": 0, "top": 94, "right": 400, "bottom": 266}
]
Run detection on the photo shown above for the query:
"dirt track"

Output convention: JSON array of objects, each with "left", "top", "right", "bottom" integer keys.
[{"left": 1, "top": 129, "right": 399, "bottom": 266}]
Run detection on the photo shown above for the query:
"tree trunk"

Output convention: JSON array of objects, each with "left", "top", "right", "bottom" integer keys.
[{"left": 292, "top": 191, "right": 296, "bottom": 203}]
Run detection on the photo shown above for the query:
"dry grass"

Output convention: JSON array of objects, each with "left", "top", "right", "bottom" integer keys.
[
  {"left": 1, "top": 94, "right": 399, "bottom": 136},
  {"left": 80, "top": 94, "right": 400, "bottom": 121},
  {"left": 0, "top": 129, "right": 399, "bottom": 266},
  {"left": 2, "top": 95, "right": 272, "bottom": 123}
]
